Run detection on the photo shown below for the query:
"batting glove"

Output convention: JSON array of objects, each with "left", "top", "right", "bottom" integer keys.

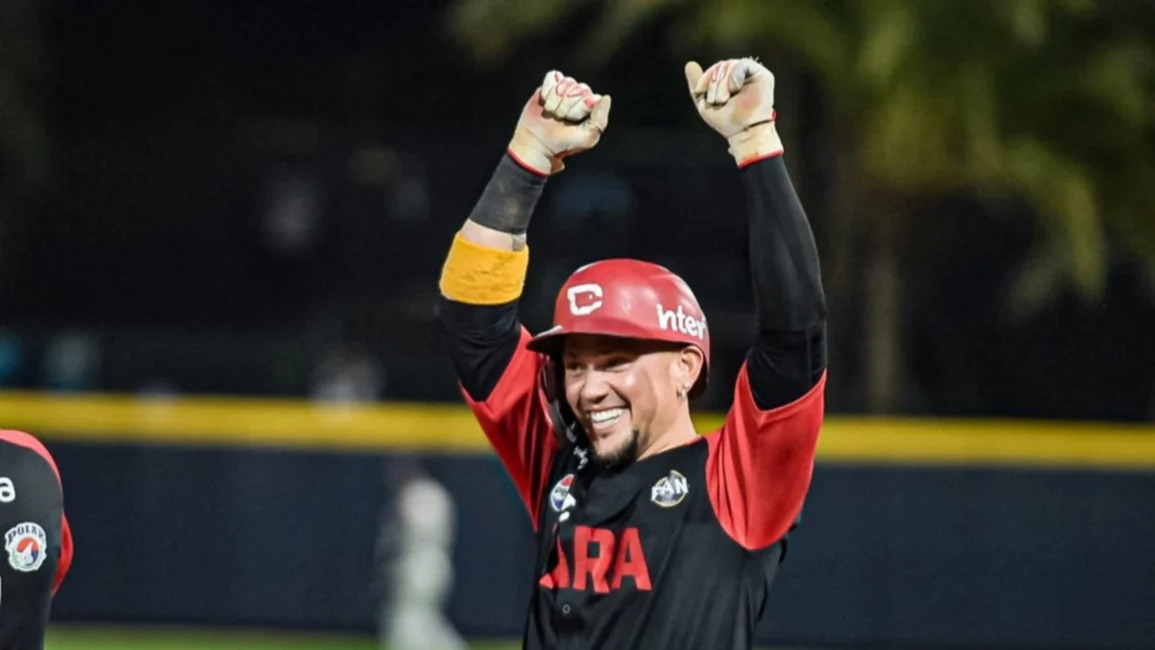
[
  {"left": 684, "top": 58, "right": 784, "bottom": 166},
  {"left": 508, "top": 71, "right": 612, "bottom": 176}
]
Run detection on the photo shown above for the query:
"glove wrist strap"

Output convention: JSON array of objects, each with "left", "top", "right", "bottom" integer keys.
[
  {"left": 508, "top": 128, "right": 563, "bottom": 176},
  {"left": 728, "top": 119, "right": 784, "bottom": 168}
]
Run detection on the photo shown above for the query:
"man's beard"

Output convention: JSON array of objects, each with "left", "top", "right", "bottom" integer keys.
[{"left": 592, "top": 428, "right": 640, "bottom": 473}]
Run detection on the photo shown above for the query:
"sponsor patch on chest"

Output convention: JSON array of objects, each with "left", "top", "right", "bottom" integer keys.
[
  {"left": 550, "top": 474, "right": 577, "bottom": 513},
  {"left": 650, "top": 470, "right": 690, "bottom": 508}
]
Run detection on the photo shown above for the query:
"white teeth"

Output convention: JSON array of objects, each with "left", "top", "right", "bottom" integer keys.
[{"left": 590, "top": 408, "right": 624, "bottom": 424}]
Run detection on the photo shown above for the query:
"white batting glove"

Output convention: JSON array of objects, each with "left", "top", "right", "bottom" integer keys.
[
  {"left": 684, "top": 58, "right": 784, "bottom": 165},
  {"left": 507, "top": 71, "right": 612, "bottom": 176}
]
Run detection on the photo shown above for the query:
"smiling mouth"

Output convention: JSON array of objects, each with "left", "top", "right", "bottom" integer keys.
[{"left": 587, "top": 407, "right": 626, "bottom": 435}]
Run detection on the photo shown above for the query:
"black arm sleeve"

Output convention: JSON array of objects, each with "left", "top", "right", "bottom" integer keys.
[
  {"left": 437, "top": 153, "right": 546, "bottom": 403},
  {"left": 467, "top": 153, "right": 547, "bottom": 236},
  {"left": 741, "top": 154, "right": 828, "bottom": 410},
  {"left": 437, "top": 297, "right": 521, "bottom": 402}
]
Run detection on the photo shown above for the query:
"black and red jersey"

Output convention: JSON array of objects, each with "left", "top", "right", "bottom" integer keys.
[
  {"left": 440, "top": 153, "right": 827, "bottom": 649},
  {"left": 0, "top": 430, "right": 74, "bottom": 650},
  {"left": 467, "top": 327, "right": 824, "bottom": 649}
]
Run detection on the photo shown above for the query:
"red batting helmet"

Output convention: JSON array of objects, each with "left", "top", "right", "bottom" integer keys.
[{"left": 526, "top": 259, "right": 711, "bottom": 398}]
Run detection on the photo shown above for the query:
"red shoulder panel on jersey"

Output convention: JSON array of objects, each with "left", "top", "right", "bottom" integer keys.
[
  {"left": 56, "top": 513, "right": 73, "bottom": 595},
  {"left": 0, "top": 429, "right": 74, "bottom": 594},
  {"left": 704, "top": 367, "right": 827, "bottom": 551},
  {"left": 0, "top": 429, "right": 62, "bottom": 484},
  {"left": 461, "top": 328, "right": 558, "bottom": 531}
]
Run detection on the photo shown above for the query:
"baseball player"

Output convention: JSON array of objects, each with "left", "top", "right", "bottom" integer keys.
[
  {"left": 437, "top": 57, "right": 826, "bottom": 648},
  {"left": 0, "top": 430, "right": 73, "bottom": 650}
]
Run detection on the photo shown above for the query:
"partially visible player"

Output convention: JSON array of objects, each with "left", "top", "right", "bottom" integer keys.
[
  {"left": 0, "top": 430, "right": 73, "bottom": 650},
  {"left": 438, "top": 57, "right": 825, "bottom": 648}
]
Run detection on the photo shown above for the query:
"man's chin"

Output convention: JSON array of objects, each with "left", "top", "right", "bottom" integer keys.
[{"left": 590, "top": 430, "right": 639, "bottom": 472}]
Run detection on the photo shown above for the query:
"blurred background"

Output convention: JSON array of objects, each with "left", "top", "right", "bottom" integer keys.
[{"left": 1, "top": 0, "right": 1154, "bottom": 648}]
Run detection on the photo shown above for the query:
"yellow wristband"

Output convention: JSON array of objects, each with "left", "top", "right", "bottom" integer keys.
[{"left": 438, "top": 232, "right": 530, "bottom": 305}]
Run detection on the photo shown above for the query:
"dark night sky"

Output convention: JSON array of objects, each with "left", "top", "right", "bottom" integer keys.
[
  {"left": 45, "top": 0, "right": 695, "bottom": 132},
  {"left": 49, "top": 1, "right": 457, "bottom": 124},
  {"left": 19, "top": 0, "right": 1155, "bottom": 420}
]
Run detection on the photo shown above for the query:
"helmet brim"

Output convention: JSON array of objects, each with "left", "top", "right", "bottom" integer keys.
[
  {"left": 525, "top": 323, "right": 710, "bottom": 399},
  {"left": 526, "top": 316, "right": 688, "bottom": 355}
]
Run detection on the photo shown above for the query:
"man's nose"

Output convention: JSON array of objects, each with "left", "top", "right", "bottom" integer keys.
[{"left": 579, "top": 369, "right": 611, "bottom": 403}]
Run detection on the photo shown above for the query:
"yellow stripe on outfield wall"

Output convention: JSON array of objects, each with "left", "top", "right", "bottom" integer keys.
[{"left": 1, "top": 391, "right": 1153, "bottom": 470}]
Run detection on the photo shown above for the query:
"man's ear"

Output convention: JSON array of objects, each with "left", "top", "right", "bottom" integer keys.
[{"left": 672, "top": 345, "right": 705, "bottom": 391}]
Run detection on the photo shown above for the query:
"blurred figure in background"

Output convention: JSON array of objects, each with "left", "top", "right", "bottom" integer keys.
[
  {"left": 309, "top": 345, "right": 386, "bottom": 404},
  {"left": 42, "top": 331, "right": 100, "bottom": 393},
  {"left": 376, "top": 460, "right": 466, "bottom": 650}
]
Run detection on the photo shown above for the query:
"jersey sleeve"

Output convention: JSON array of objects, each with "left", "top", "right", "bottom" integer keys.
[
  {"left": 0, "top": 430, "right": 71, "bottom": 594},
  {"left": 704, "top": 364, "right": 826, "bottom": 551},
  {"left": 739, "top": 152, "right": 827, "bottom": 410},
  {"left": 0, "top": 430, "right": 72, "bottom": 649},
  {"left": 56, "top": 513, "right": 73, "bottom": 595},
  {"left": 459, "top": 328, "right": 559, "bottom": 530}
]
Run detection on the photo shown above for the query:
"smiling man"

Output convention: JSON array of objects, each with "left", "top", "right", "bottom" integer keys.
[{"left": 437, "top": 58, "right": 827, "bottom": 649}]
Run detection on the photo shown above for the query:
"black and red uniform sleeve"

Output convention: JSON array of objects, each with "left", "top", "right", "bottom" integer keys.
[
  {"left": 0, "top": 429, "right": 74, "bottom": 650},
  {"left": 437, "top": 153, "right": 561, "bottom": 531},
  {"left": 705, "top": 150, "right": 828, "bottom": 552},
  {"left": 438, "top": 299, "right": 558, "bottom": 531}
]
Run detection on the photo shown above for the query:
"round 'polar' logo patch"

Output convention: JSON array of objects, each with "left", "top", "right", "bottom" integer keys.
[{"left": 5, "top": 522, "right": 48, "bottom": 572}]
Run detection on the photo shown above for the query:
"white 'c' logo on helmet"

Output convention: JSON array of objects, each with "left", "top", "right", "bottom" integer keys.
[{"left": 566, "top": 283, "right": 603, "bottom": 316}]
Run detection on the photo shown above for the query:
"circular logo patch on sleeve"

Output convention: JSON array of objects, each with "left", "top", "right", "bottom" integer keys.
[
  {"left": 650, "top": 470, "right": 690, "bottom": 508},
  {"left": 5, "top": 522, "right": 48, "bottom": 572}
]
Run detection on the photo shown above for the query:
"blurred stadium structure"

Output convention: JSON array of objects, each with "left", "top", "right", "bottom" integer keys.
[{"left": 0, "top": 1, "right": 1153, "bottom": 649}]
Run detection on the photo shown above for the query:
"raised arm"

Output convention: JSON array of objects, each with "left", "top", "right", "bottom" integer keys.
[
  {"left": 436, "top": 72, "right": 611, "bottom": 527},
  {"left": 686, "top": 58, "right": 828, "bottom": 551}
]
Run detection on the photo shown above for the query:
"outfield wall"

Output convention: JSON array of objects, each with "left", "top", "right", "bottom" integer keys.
[{"left": 5, "top": 392, "right": 1154, "bottom": 649}]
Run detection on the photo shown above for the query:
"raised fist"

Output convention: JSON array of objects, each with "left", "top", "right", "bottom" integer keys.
[
  {"left": 508, "top": 71, "right": 612, "bottom": 175},
  {"left": 684, "top": 58, "right": 783, "bottom": 164}
]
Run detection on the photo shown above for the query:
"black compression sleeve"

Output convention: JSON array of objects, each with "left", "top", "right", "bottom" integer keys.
[
  {"left": 467, "top": 154, "right": 547, "bottom": 236},
  {"left": 741, "top": 154, "right": 828, "bottom": 409},
  {"left": 439, "top": 153, "right": 548, "bottom": 402},
  {"left": 437, "top": 297, "right": 522, "bottom": 403}
]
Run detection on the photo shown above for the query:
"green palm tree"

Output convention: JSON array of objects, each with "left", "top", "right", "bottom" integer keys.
[{"left": 445, "top": 0, "right": 1155, "bottom": 413}]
